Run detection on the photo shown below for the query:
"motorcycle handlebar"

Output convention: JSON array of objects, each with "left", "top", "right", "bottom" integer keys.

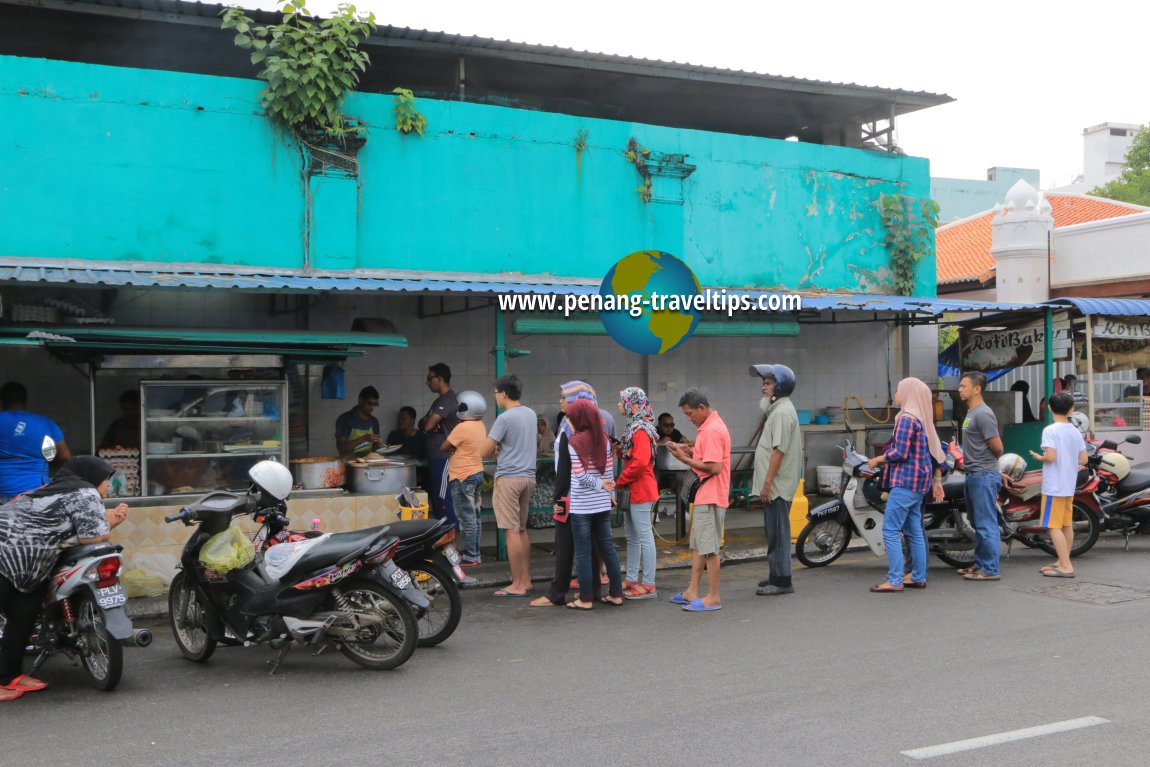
[{"left": 164, "top": 509, "right": 192, "bottom": 524}]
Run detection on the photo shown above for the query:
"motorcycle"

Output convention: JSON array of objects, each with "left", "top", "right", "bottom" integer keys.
[
  {"left": 164, "top": 485, "right": 427, "bottom": 672},
  {"left": 259, "top": 516, "right": 465, "bottom": 648},
  {"left": 1079, "top": 435, "right": 1150, "bottom": 548},
  {"left": 0, "top": 541, "right": 152, "bottom": 691}
]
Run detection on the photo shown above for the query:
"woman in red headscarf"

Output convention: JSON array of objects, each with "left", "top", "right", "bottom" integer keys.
[{"left": 564, "top": 399, "right": 623, "bottom": 609}]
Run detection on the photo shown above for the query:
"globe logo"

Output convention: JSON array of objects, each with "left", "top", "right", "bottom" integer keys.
[{"left": 599, "top": 250, "right": 701, "bottom": 355}]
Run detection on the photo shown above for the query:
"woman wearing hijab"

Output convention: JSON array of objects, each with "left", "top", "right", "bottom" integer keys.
[
  {"left": 530, "top": 383, "right": 606, "bottom": 608},
  {"left": 866, "top": 379, "right": 946, "bottom": 593},
  {"left": 565, "top": 399, "right": 624, "bottom": 610},
  {"left": 0, "top": 457, "right": 128, "bottom": 700},
  {"left": 1010, "top": 381, "right": 1038, "bottom": 423},
  {"left": 535, "top": 414, "right": 555, "bottom": 456},
  {"left": 616, "top": 387, "right": 659, "bottom": 599}
]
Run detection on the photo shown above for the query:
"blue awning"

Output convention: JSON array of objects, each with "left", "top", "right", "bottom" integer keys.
[{"left": 1043, "top": 298, "right": 1150, "bottom": 317}]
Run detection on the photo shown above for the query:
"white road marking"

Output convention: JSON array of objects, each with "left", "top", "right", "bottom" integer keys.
[{"left": 902, "top": 716, "right": 1110, "bottom": 760}]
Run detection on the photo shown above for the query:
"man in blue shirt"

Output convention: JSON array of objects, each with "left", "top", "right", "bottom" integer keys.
[{"left": 0, "top": 382, "right": 71, "bottom": 502}]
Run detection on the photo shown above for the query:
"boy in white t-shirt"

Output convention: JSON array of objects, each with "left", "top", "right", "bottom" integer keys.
[{"left": 1029, "top": 392, "right": 1088, "bottom": 577}]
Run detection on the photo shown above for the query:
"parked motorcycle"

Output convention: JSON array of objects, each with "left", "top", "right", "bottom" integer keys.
[
  {"left": 164, "top": 462, "right": 426, "bottom": 671},
  {"left": 1079, "top": 435, "right": 1150, "bottom": 548},
  {"left": 259, "top": 516, "right": 465, "bottom": 648},
  {"left": 0, "top": 541, "right": 152, "bottom": 691}
]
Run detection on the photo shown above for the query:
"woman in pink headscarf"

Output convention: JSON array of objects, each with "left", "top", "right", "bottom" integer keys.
[{"left": 866, "top": 378, "right": 946, "bottom": 593}]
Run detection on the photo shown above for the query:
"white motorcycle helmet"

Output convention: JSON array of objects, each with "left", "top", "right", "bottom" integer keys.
[
  {"left": 1098, "top": 452, "right": 1132, "bottom": 481},
  {"left": 1069, "top": 411, "right": 1091, "bottom": 438},
  {"left": 456, "top": 390, "right": 488, "bottom": 421},
  {"left": 998, "top": 453, "right": 1027, "bottom": 482},
  {"left": 249, "top": 460, "right": 293, "bottom": 501}
]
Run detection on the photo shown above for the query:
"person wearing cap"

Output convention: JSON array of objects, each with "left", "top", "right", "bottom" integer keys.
[
  {"left": 443, "top": 391, "right": 489, "bottom": 567},
  {"left": 750, "top": 364, "right": 803, "bottom": 597}
]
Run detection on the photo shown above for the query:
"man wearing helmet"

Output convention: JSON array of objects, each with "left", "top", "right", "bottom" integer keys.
[
  {"left": 958, "top": 372, "right": 1005, "bottom": 581},
  {"left": 444, "top": 391, "right": 488, "bottom": 566},
  {"left": 749, "top": 364, "right": 803, "bottom": 597},
  {"left": 1028, "top": 392, "right": 1088, "bottom": 578}
]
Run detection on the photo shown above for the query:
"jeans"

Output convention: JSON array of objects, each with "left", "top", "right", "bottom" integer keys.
[
  {"left": 449, "top": 473, "right": 484, "bottom": 562},
  {"left": 0, "top": 575, "right": 43, "bottom": 684},
  {"left": 624, "top": 501, "right": 656, "bottom": 586},
  {"left": 571, "top": 512, "right": 622, "bottom": 601},
  {"left": 763, "top": 496, "right": 793, "bottom": 588},
  {"left": 544, "top": 520, "right": 602, "bottom": 604},
  {"left": 884, "top": 487, "right": 927, "bottom": 586},
  {"left": 965, "top": 471, "right": 1002, "bottom": 576},
  {"left": 428, "top": 457, "right": 457, "bottom": 527}
]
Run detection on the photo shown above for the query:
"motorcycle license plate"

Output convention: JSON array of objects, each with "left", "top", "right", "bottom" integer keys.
[
  {"left": 390, "top": 568, "right": 413, "bottom": 590},
  {"left": 95, "top": 584, "right": 127, "bottom": 609},
  {"left": 442, "top": 545, "right": 461, "bottom": 566}
]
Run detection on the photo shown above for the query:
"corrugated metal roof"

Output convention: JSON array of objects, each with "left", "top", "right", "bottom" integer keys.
[
  {"left": 8, "top": 0, "right": 952, "bottom": 107},
  {"left": 1045, "top": 298, "right": 1150, "bottom": 317}
]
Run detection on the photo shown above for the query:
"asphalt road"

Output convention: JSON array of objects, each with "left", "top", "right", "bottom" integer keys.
[{"left": 8, "top": 534, "right": 1150, "bottom": 767}]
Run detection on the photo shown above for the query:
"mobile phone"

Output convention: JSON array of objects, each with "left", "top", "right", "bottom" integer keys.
[{"left": 553, "top": 496, "right": 570, "bottom": 523}]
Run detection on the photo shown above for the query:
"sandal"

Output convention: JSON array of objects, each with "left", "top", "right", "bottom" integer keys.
[
  {"left": 623, "top": 584, "right": 657, "bottom": 600},
  {"left": 566, "top": 599, "right": 593, "bottom": 611},
  {"left": 963, "top": 571, "right": 1001, "bottom": 581},
  {"left": 529, "top": 595, "right": 560, "bottom": 607},
  {"left": 0, "top": 687, "right": 22, "bottom": 702},
  {"left": 2, "top": 675, "right": 47, "bottom": 692},
  {"left": 1040, "top": 566, "right": 1075, "bottom": 578},
  {"left": 622, "top": 580, "right": 638, "bottom": 591},
  {"left": 956, "top": 567, "right": 981, "bottom": 576},
  {"left": 870, "top": 582, "right": 904, "bottom": 593},
  {"left": 600, "top": 595, "right": 624, "bottom": 606}
]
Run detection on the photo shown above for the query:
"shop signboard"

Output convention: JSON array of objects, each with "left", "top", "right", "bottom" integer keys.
[{"left": 960, "top": 316, "right": 1072, "bottom": 372}]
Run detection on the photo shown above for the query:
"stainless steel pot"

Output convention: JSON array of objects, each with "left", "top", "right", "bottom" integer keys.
[
  {"left": 656, "top": 445, "right": 690, "bottom": 472},
  {"left": 346, "top": 459, "right": 417, "bottom": 495},
  {"left": 289, "top": 456, "right": 346, "bottom": 490}
]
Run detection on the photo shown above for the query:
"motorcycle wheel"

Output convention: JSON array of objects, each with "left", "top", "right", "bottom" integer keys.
[
  {"left": 168, "top": 571, "right": 217, "bottom": 663},
  {"left": 931, "top": 514, "right": 977, "bottom": 569},
  {"left": 76, "top": 594, "right": 123, "bottom": 691},
  {"left": 795, "top": 518, "right": 852, "bottom": 567},
  {"left": 1035, "top": 502, "right": 1101, "bottom": 558},
  {"left": 331, "top": 580, "right": 418, "bottom": 670},
  {"left": 408, "top": 561, "right": 462, "bottom": 648}
]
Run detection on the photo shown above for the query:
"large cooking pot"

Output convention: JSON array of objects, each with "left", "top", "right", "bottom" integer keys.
[
  {"left": 656, "top": 445, "right": 690, "bottom": 472},
  {"left": 290, "top": 456, "right": 346, "bottom": 490},
  {"left": 346, "top": 458, "right": 417, "bottom": 495}
]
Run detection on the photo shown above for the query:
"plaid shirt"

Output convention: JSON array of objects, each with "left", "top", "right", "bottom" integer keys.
[{"left": 884, "top": 416, "right": 935, "bottom": 496}]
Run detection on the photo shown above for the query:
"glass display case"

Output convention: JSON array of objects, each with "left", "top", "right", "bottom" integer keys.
[
  {"left": 140, "top": 380, "right": 288, "bottom": 496},
  {"left": 1089, "top": 379, "right": 1141, "bottom": 431}
]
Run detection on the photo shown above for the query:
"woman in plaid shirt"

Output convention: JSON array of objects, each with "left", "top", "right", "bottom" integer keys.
[{"left": 866, "top": 378, "right": 946, "bottom": 593}]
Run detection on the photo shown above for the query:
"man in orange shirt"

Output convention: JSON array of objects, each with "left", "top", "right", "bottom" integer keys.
[
  {"left": 443, "top": 391, "right": 488, "bottom": 566},
  {"left": 667, "top": 389, "right": 731, "bottom": 612}
]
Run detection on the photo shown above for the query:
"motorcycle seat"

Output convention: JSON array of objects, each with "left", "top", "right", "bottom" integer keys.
[
  {"left": 58, "top": 543, "right": 122, "bottom": 567},
  {"left": 285, "top": 529, "right": 389, "bottom": 579},
  {"left": 1117, "top": 467, "right": 1150, "bottom": 495},
  {"left": 941, "top": 473, "right": 966, "bottom": 500}
]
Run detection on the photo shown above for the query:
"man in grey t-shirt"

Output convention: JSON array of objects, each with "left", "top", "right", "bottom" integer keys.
[
  {"left": 482, "top": 374, "right": 538, "bottom": 596},
  {"left": 959, "top": 372, "right": 1005, "bottom": 580}
]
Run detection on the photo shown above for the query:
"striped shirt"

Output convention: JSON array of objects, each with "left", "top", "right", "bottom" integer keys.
[
  {"left": 883, "top": 415, "right": 935, "bottom": 496},
  {"left": 568, "top": 443, "right": 614, "bottom": 515}
]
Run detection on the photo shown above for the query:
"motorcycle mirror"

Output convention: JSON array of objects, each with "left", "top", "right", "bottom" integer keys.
[
  {"left": 1125, "top": 435, "right": 1142, "bottom": 445},
  {"left": 41, "top": 435, "right": 57, "bottom": 462},
  {"left": 1102, "top": 440, "right": 1118, "bottom": 451}
]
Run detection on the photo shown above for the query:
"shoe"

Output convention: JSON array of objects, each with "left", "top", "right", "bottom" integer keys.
[
  {"left": 869, "top": 582, "right": 904, "bottom": 593},
  {"left": 458, "top": 575, "right": 478, "bottom": 586},
  {"left": 460, "top": 559, "right": 482, "bottom": 568},
  {"left": 757, "top": 579, "right": 770, "bottom": 587},
  {"left": 755, "top": 585, "right": 794, "bottom": 596}
]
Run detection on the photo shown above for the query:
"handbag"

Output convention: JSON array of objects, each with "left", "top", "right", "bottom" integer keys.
[{"left": 687, "top": 474, "right": 712, "bottom": 504}]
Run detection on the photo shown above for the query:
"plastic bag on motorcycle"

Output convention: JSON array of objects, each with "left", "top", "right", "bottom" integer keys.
[{"left": 198, "top": 525, "right": 256, "bottom": 580}]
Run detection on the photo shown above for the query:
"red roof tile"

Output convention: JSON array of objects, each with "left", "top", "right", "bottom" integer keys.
[{"left": 937, "top": 195, "right": 1149, "bottom": 285}]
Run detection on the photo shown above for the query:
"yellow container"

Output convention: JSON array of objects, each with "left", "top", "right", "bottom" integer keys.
[
  {"left": 789, "top": 479, "right": 809, "bottom": 543},
  {"left": 399, "top": 502, "right": 429, "bottom": 521}
]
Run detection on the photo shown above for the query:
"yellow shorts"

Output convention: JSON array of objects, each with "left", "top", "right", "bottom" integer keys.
[{"left": 1041, "top": 495, "right": 1074, "bottom": 529}]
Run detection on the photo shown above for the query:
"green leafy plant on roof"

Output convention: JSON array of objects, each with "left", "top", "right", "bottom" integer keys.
[
  {"left": 880, "top": 193, "right": 939, "bottom": 296},
  {"left": 221, "top": 1, "right": 378, "bottom": 140}
]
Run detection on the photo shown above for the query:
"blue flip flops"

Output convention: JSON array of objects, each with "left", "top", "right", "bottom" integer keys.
[
  {"left": 682, "top": 599, "right": 721, "bottom": 612},
  {"left": 670, "top": 592, "right": 690, "bottom": 605}
]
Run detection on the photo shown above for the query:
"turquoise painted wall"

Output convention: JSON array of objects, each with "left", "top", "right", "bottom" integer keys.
[{"left": 0, "top": 55, "right": 935, "bottom": 294}]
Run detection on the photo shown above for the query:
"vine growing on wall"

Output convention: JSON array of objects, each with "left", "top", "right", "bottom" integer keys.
[
  {"left": 392, "top": 88, "right": 427, "bottom": 136},
  {"left": 624, "top": 137, "right": 653, "bottom": 202},
  {"left": 880, "top": 194, "right": 939, "bottom": 296},
  {"left": 221, "top": 1, "right": 375, "bottom": 139}
]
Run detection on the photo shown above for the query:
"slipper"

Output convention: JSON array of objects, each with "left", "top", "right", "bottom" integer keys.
[
  {"left": 493, "top": 589, "right": 533, "bottom": 597},
  {"left": 870, "top": 582, "right": 904, "bottom": 593},
  {"left": 1041, "top": 568, "right": 1075, "bottom": 578},
  {"left": 669, "top": 592, "right": 691, "bottom": 605},
  {"left": 600, "top": 596, "right": 624, "bottom": 606},
  {"left": 4, "top": 675, "right": 47, "bottom": 692},
  {"left": 682, "top": 599, "right": 721, "bottom": 612},
  {"left": 956, "top": 567, "right": 981, "bottom": 576},
  {"left": 0, "top": 687, "right": 23, "bottom": 702},
  {"left": 902, "top": 581, "right": 928, "bottom": 589},
  {"left": 566, "top": 600, "right": 593, "bottom": 611},
  {"left": 963, "top": 572, "right": 1000, "bottom": 581},
  {"left": 528, "top": 595, "right": 560, "bottom": 607}
]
